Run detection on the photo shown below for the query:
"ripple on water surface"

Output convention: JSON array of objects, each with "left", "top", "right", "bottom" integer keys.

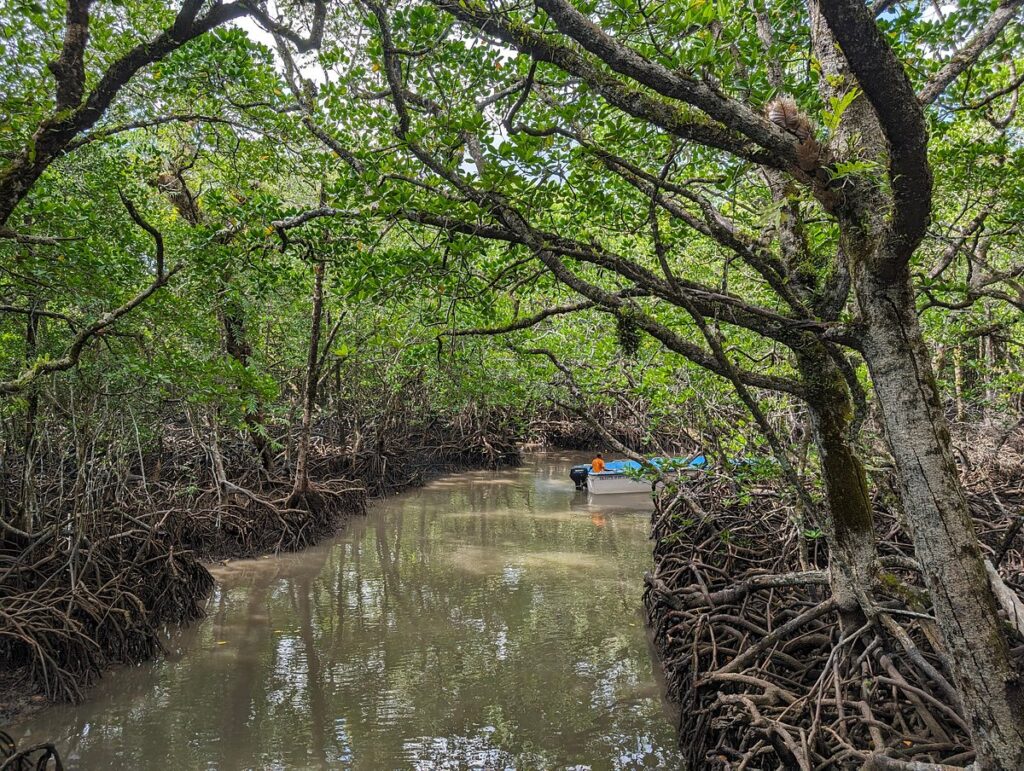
[{"left": 11, "top": 454, "right": 682, "bottom": 770}]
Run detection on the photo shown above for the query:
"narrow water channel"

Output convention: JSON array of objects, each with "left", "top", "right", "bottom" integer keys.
[{"left": 12, "top": 454, "right": 682, "bottom": 769}]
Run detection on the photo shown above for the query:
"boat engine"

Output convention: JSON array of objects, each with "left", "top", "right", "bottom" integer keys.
[{"left": 569, "top": 464, "right": 590, "bottom": 489}]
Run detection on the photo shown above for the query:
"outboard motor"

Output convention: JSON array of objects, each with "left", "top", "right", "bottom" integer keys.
[{"left": 569, "top": 464, "right": 590, "bottom": 489}]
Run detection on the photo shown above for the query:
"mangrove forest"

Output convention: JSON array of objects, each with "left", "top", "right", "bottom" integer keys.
[{"left": 2, "top": 0, "right": 1024, "bottom": 768}]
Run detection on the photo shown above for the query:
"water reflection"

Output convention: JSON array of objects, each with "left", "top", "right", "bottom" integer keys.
[{"left": 12, "top": 454, "right": 682, "bottom": 770}]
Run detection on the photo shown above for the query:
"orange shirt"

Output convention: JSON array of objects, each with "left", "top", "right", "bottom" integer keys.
[{"left": 591, "top": 457, "right": 606, "bottom": 473}]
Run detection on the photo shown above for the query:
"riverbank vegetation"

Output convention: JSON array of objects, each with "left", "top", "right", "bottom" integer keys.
[{"left": 2, "top": 0, "right": 1024, "bottom": 767}]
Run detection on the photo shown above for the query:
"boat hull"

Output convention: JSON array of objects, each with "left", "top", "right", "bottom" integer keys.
[{"left": 586, "top": 473, "right": 653, "bottom": 495}]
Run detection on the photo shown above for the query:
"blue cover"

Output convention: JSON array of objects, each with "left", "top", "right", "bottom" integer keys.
[{"left": 592, "top": 455, "right": 707, "bottom": 475}]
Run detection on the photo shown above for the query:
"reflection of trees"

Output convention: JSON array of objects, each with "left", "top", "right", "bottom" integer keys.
[
  {"left": 292, "top": 573, "right": 327, "bottom": 769},
  {"left": 316, "top": 469, "right": 664, "bottom": 764},
  {"left": 242, "top": 546, "right": 334, "bottom": 767},
  {"left": 374, "top": 510, "right": 403, "bottom": 620},
  {"left": 216, "top": 572, "right": 276, "bottom": 766},
  {"left": 212, "top": 547, "right": 334, "bottom": 768}
]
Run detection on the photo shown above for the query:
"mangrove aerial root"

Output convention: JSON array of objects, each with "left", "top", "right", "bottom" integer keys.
[
  {"left": 645, "top": 469, "right": 1023, "bottom": 770},
  {"left": 0, "top": 729, "right": 63, "bottom": 770},
  {"left": 0, "top": 521, "right": 211, "bottom": 710}
]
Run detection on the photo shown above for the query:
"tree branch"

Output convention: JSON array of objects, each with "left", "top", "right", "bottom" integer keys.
[
  {"left": 118, "top": 190, "right": 164, "bottom": 278},
  {"left": 817, "top": 0, "right": 932, "bottom": 265},
  {"left": 0, "top": 306, "right": 79, "bottom": 331},
  {"left": 534, "top": 0, "right": 798, "bottom": 163},
  {"left": 516, "top": 346, "right": 653, "bottom": 465},
  {"left": 448, "top": 297, "right": 602, "bottom": 336},
  {"left": 0, "top": 0, "right": 252, "bottom": 227},
  {"left": 584, "top": 139, "right": 811, "bottom": 314},
  {"left": 0, "top": 228, "right": 82, "bottom": 245},
  {"left": 244, "top": 0, "right": 326, "bottom": 53},
  {"left": 271, "top": 207, "right": 360, "bottom": 231},
  {"left": 66, "top": 113, "right": 265, "bottom": 152},
  {"left": 275, "top": 36, "right": 366, "bottom": 174},
  {"left": 49, "top": 0, "right": 94, "bottom": 111},
  {"left": 918, "top": 0, "right": 1024, "bottom": 106},
  {"left": 927, "top": 210, "right": 987, "bottom": 280},
  {"left": 428, "top": 0, "right": 788, "bottom": 169},
  {"left": 446, "top": 288, "right": 661, "bottom": 337},
  {"left": 0, "top": 265, "right": 181, "bottom": 396},
  {"left": 401, "top": 208, "right": 825, "bottom": 347}
]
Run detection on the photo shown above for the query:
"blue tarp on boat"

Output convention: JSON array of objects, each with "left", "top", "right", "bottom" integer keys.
[{"left": 596, "top": 455, "right": 707, "bottom": 474}]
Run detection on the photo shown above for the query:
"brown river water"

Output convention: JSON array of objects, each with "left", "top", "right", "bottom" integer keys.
[{"left": 11, "top": 453, "right": 683, "bottom": 770}]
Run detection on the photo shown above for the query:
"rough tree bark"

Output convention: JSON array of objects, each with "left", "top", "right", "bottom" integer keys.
[
  {"left": 796, "top": 347, "right": 875, "bottom": 626},
  {"left": 854, "top": 262, "right": 1024, "bottom": 769},
  {"left": 288, "top": 259, "right": 326, "bottom": 507}
]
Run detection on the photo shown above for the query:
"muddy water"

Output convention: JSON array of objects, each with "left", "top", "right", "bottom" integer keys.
[{"left": 13, "top": 454, "right": 682, "bottom": 770}]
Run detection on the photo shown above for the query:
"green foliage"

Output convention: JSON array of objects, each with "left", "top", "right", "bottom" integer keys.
[
  {"left": 0, "top": 0, "right": 1021, "bottom": 497},
  {"left": 822, "top": 88, "right": 861, "bottom": 133}
]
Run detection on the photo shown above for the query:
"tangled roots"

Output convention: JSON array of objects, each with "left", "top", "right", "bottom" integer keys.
[
  {"left": 0, "top": 522, "right": 212, "bottom": 707},
  {"left": 1, "top": 727, "right": 63, "bottom": 770},
  {"left": 644, "top": 477, "right": 997, "bottom": 769}
]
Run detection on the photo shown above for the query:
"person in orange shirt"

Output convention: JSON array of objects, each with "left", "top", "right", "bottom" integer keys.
[{"left": 591, "top": 454, "right": 606, "bottom": 473}]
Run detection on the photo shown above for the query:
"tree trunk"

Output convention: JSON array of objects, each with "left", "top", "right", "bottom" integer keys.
[
  {"left": 288, "top": 259, "right": 326, "bottom": 506},
  {"left": 219, "top": 288, "right": 275, "bottom": 473},
  {"left": 855, "top": 266, "right": 1024, "bottom": 769},
  {"left": 797, "top": 348, "right": 876, "bottom": 628},
  {"left": 18, "top": 306, "right": 41, "bottom": 534},
  {"left": 983, "top": 327, "right": 996, "bottom": 420},
  {"left": 692, "top": 304, "right": 877, "bottom": 625},
  {"left": 808, "top": 6, "right": 1024, "bottom": 757},
  {"left": 953, "top": 346, "right": 965, "bottom": 421}
]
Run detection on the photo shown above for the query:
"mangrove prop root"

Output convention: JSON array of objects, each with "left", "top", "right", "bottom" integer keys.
[
  {"left": 644, "top": 470, "right": 1023, "bottom": 769},
  {"left": 1, "top": 406, "right": 520, "bottom": 719},
  {"left": 0, "top": 727, "right": 63, "bottom": 770}
]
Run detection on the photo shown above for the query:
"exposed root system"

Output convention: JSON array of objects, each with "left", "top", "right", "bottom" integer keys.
[
  {"left": 0, "top": 728, "right": 63, "bottom": 770},
  {"left": 0, "top": 404, "right": 520, "bottom": 723},
  {"left": 644, "top": 468, "right": 1023, "bottom": 769},
  {"left": 0, "top": 521, "right": 212, "bottom": 709},
  {"left": 531, "top": 405, "right": 698, "bottom": 453}
]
